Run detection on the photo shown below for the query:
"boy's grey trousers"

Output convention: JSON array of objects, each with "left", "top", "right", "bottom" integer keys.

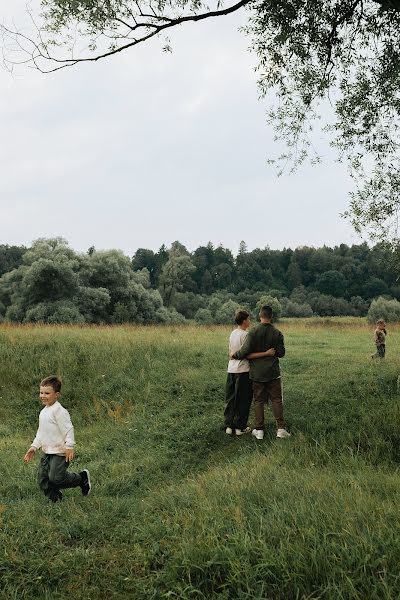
[{"left": 38, "top": 454, "right": 82, "bottom": 500}]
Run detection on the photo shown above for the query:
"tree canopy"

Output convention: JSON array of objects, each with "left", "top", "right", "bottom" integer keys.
[
  {"left": 0, "top": 237, "right": 399, "bottom": 323},
  {"left": 2, "top": 0, "right": 400, "bottom": 240}
]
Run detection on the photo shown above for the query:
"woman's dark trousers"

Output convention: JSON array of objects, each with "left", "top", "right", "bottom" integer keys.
[{"left": 224, "top": 372, "right": 253, "bottom": 430}]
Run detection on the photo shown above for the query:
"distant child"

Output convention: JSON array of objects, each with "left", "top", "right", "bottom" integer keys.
[
  {"left": 372, "top": 319, "right": 387, "bottom": 359},
  {"left": 24, "top": 376, "right": 91, "bottom": 502},
  {"left": 225, "top": 310, "right": 272, "bottom": 436}
]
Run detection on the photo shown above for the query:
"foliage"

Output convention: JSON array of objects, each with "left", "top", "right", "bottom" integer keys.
[
  {"left": 194, "top": 307, "right": 214, "bottom": 324},
  {"left": 367, "top": 296, "right": 400, "bottom": 323},
  {"left": 132, "top": 247, "right": 168, "bottom": 287},
  {"left": 0, "top": 239, "right": 177, "bottom": 325},
  {"left": 214, "top": 299, "right": 240, "bottom": 324},
  {"left": 280, "top": 297, "right": 313, "bottom": 318},
  {"left": 307, "top": 291, "right": 354, "bottom": 317},
  {"left": 25, "top": 300, "right": 86, "bottom": 324},
  {"left": 255, "top": 294, "right": 282, "bottom": 319},
  {"left": 315, "top": 270, "right": 347, "bottom": 298},
  {"left": 173, "top": 292, "right": 207, "bottom": 319},
  {"left": 247, "top": 0, "right": 400, "bottom": 241},
  {"left": 3, "top": 238, "right": 400, "bottom": 321},
  {"left": 158, "top": 242, "right": 196, "bottom": 307},
  {"left": 0, "top": 244, "right": 26, "bottom": 277}
]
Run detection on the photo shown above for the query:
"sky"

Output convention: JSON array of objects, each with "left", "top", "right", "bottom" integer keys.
[{"left": 0, "top": 1, "right": 364, "bottom": 257}]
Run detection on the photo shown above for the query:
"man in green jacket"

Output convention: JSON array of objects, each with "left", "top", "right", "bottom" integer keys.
[{"left": 232, "top": 305, "right": 291, "bottom": 440}]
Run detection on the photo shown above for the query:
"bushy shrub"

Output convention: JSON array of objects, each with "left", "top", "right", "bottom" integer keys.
[
  {"left": 367, "top": 297, "right": 400, "bottom": 323},
  {"left": 172, "top": 292, "right": 207, "bottom": 319},
  {"left": 194, "top": 308, "right": 214, "bottom": 325},
  {"left": 255, "top": 295, "right": 282, "bottom": 320},
  {"left": 207, "top": 292, "right": 235, "bottom": 317},
  {"left": 76, "top": 286, "right": 110, "bottom": 323},
  {"left": 155, "top": 307, "right": 186, "bottom": 324},
  {"left": 267, "top": 288, "right": 287, "bottom": 299},
  {"left": 112, "top": 302, "right": 132, "bottom": 324},
  {"left": 290, "top": 285, "right": 309, "bottom": 305},
  {"left": 350, "top": 296, "right": 369, "bottom": 317},
  {"left": 281, "top": 297, "right": 313, "bottom": 318},
  {"left": 308, "top": 292, "right": 353, "bottom": 316},
  {"left": 214, "top": 300, "right": 240, "bottom": 325},
  {"left": 24, "top": 301, "right": 85, "bottom": 324}
]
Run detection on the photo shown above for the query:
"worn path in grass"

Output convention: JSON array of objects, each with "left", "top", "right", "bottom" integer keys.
[{"left": 1, "top": 320, "right": 400, "bottom": 599}]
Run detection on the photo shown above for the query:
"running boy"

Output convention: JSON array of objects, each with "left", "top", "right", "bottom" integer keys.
[
  {"left": 372, "top": 319, "right": 387, "bottom": 359},
  {"left": 225, "top": 309, "right": 274, "bottom": 436},
  {"left": 24, "top": 376, "right": 91, "bottom": 502}
]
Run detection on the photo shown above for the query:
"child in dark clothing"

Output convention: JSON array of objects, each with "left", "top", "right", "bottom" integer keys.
[{"left": 372, "top": 319, "right": 387, "bottom": 359}]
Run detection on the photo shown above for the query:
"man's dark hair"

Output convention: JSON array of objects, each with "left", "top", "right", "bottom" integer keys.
[
  {"left": 40, "top": 375, "right": 62, "bottom": 392},
  {"left": 259, "top": 305, "right": 273, "bottom": 319},
  {"left": 235, "top": 309, "right": 250, "bottom": 325}
]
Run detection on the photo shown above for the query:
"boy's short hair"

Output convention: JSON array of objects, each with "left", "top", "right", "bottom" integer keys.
[
  {"left": 235, "top": 309, "right": 250, "bottom": 325},
  {"left": 259, "top": 305, "right": 273, "bottom": 319},
  {"left": 40, "top": 375, "right": 62, "bottom": 392}
]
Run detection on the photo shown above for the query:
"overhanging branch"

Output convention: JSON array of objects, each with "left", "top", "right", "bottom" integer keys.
[{"left": 1, "top": 0, "right": 253, "bottom": 73}]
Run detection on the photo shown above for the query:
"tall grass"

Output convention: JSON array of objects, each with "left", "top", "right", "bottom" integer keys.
[{"left": 1, "top": 319, "right": 400, "bottom": 599}]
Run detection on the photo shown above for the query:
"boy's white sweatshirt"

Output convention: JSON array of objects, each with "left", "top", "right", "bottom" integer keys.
[
  {"left": 227, "top": 328, "right": 250, "bottom": 374},
  {"left": 31, "top": 401, "right": 75, "bottom": 454}
]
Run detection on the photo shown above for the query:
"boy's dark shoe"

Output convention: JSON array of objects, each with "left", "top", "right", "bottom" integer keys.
[
  {"left": 49, "top": 490, "right": 62, "bottom": 503},
  {"left": 80, "top": 469, "right": 91, "bottom": 496}
]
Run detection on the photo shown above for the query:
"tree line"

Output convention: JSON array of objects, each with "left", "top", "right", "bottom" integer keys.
[{"left": 0, "top": 238, "right": 399, "bottom": 325}]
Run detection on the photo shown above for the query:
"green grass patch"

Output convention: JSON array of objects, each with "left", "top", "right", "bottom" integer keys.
[{"left": 1, "top": 319, "right": 400, "bottom": 598}]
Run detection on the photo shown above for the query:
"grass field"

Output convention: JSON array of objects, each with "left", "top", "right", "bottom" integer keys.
[{"left": 1, "top": 318, "right": 400, "bottom": 599}]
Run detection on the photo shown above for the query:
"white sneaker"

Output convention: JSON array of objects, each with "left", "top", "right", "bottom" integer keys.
[
  {"left": 252, "top": 428, "right": 264, "bottom": 440},
  {"left": 235, "top": 427, "right": 251, "bottom": 436},
  {"left": 276, "top": 428, "right": 291, "bottom": 439},
  {"left": 225, "top": 427, "right": 233, "bottom": 435}
]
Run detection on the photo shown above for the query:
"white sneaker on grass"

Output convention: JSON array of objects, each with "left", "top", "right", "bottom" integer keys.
[
  {"left": 225, "top": 427, "right": 233, "bottom": 435},
  {"left": 276, "top": 428, "right": 291, "bottom": 439},
  {"left": 235, "top": 427, "right": 251, "bottom": 436},
  {"left": 252, "top": 429, "right": 264, "bottom": 440}
]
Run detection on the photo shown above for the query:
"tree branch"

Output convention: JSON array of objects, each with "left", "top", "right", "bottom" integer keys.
[{"left": 1, "top": 0, "right": 253, "bottom": 73}]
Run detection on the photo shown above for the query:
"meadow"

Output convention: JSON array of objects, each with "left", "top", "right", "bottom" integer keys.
[{"left": 1, "top": 319, "right": 400, "bottom": 599}]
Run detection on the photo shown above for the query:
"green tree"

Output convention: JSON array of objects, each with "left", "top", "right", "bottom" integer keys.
[
  {"left": 280, "top": 298, "right": 313, "bottom": 318},
  {"left": 173, "top": 292, "right": 207, "bottom": 319},
  {"left": 0, "top": 240, "right": 175, "bottom": 324},
  {"left": 215, "top": 300, "right": 240, "bottom": 324},
  {"left": 194, "top": 308, "right": 214, "bottom": 325},
  {"left": 132, "top": 249, "right": 159, "bottom": 286},
  {"left": 363, "top": 277, "right": 389, "bottom": 299},
  {"left": 255, "top": 295, "right": 282, "bottom": 320},
  {"left": 25, "top": 300, "right": 85, "bottom": 324},
  {"left": 158, "top": 243, "right": 196, "bottom": 307},
  {"left": 286, "top": 261, "right": 303, "bottom": 291},
  {"left": 0, "top": 244, "right": 26, "bottom": 277},
  {"left": 315, "top": 270, "right": 347, "bottom": 298},
  {"left": 75, "top": 286, "right": 111, "bottom": 323},
  {"left": 367, "top": 296, "right": 400, "bottom": 323}
]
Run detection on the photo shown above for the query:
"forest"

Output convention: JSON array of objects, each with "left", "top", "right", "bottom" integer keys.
[{"left": 0, "top": 238, "right": 399, "bottom": 324}]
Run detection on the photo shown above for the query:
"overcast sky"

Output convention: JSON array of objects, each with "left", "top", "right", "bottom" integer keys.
[{"left": 0, "top": 1, "right": 363, "bottom": 257}]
